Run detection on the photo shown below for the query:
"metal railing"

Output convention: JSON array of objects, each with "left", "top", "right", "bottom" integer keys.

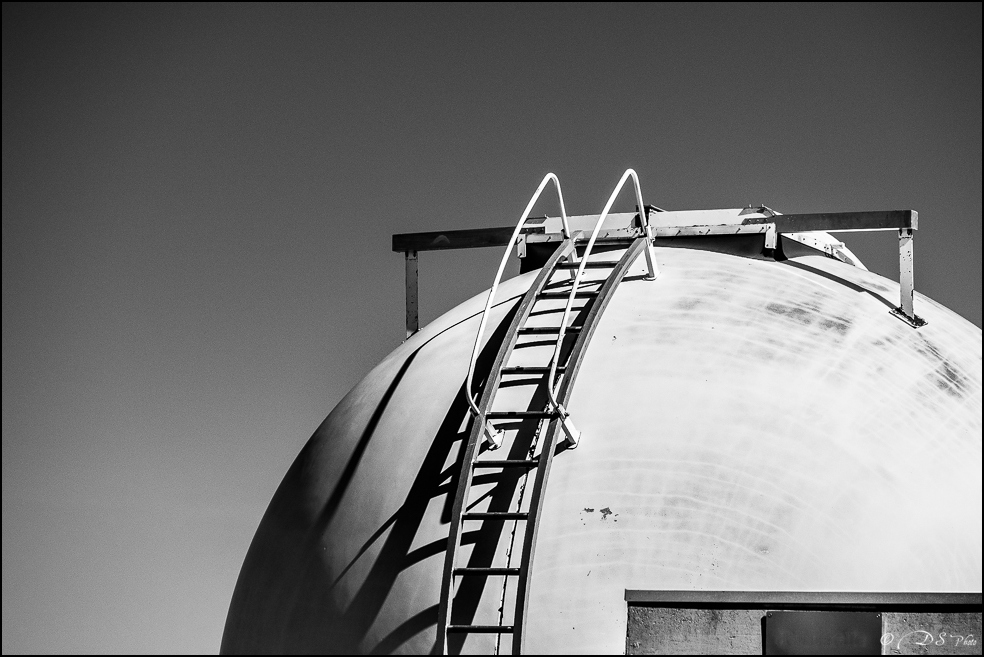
[
  {"left": 464, "top": 173, "right": 572, "bottom": 419},
  {"left": 464, "top": 169, "right": 659, "bottom": 448},
  {"left": 546, "top": 169, "right": 658, "bottom": 446}
]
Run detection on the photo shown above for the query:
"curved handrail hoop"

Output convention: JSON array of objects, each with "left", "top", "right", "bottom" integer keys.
[
  {"left": 464, "top": 173, "right": 572, "bottom": 418},
  {"left": 546, "top": 169, "right": 657, "bottom": 423}
]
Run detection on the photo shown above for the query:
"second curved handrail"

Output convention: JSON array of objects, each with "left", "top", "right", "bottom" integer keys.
[
  {"left": 464, "top": 173, "right": 571, "bottom": 418},
  {"left": 546, "top": 169, "right": 656, "bottom": 431}
]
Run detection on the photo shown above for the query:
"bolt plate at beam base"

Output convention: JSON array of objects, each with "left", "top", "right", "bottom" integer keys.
[{"left": 891, "top": 307, "right": 927, "bottom": 328}]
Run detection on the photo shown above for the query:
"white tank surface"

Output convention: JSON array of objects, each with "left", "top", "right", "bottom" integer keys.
[{"left": 221, "top": 212, "right": 981, "bottom": 655}]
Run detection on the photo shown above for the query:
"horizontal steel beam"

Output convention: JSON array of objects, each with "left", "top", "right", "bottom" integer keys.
[
  {"left": 742, "top": 210, "right": 917, "bottom": 233},
  {"left": 625, "top": 590, "right": 980, "bottom": 607},
  {"left": 392, "top": 211, "right": 918, "bottom": 252},
  {"left": 393, "top": 227, "right": 514, "bottom": 252}
]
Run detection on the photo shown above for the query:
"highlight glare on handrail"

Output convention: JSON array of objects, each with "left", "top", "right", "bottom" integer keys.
[
  {"left": 546, "top": 169, "right": 657, "bottom": 445},
  {"left": 465, "top": 173, "right": 572, "bottom": 419}
]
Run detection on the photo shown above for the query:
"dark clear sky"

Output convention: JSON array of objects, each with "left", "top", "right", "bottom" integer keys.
[{"left": 2, "top": 3, "right": 980, "bottom": 653}]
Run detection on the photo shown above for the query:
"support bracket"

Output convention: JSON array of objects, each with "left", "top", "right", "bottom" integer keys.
[
  {"left": 557, "top": 406, "right": 581, "bottom": 449},
  {"left": 483, "top": 421, "right": 504, "bottom": 450},
  {"left": 405, "top": 250, "right": 418, "bottom": 339}
]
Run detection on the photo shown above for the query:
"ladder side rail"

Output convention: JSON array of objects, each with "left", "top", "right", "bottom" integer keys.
[
  {"left": 546, "top": 169, "right": 651, "bottom": 432},
  {"left": 437, "top": 240, "right": 574, "bottom": 654},
  {"left": 465, "top": 174, "right": 572, "bottom": 419},
  {"left": 513, "top": 238, "right": 648, "bottom": 654}
]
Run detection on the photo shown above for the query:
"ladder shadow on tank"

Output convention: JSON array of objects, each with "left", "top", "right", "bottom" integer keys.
[
  {"left": 223, "top": 328, "right": 431, "bottom": 653},
  {"left": 224, "top": 302, "right": 524, "bottom": 654},
  {"left": 352, "top": 298, "right": 592, "bottom": 655},
  {"left": 314, "top": 303, "right": 543, "bottom": 653}
]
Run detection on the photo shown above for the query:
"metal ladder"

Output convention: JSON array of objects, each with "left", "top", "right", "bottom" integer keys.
[{"left": 437, "top": 171, "right": 657, "bottom": 654}]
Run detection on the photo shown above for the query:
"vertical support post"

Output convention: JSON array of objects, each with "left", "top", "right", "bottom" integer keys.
[
  {"left": 638, "top": 206, "right": 658, "bottom": 281},
  {"left": 643, "top": 224, "right": 659, "bottom": 280},
  {"left": 892, "top": 228, "right": 925, "bottom": 327},
  {"left": 764, "top": 223, "right": 778, "bottom": 251},
  {"left": 899, "top": 228, "right": 914, "bottom": 319},
  {"left": 405, "top": 250, "right": 418, "bottom": 338}
]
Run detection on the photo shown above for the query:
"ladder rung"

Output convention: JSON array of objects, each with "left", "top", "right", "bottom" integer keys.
[
  {"left": 462, "top": 512, "right": 528, "bottom": 520},
  {"left": 473, "top": 459, "right": 539, "bottom": 469},
  {"left": 447, "top": 625, "right": 515, "bottom": 634},
  {"left": 500, "top": 365, "right": 566, "bottom": 374},
  {"left": 541, "top": 282, "right": 602, "bottom": 293},
  {"left": 517, "top": 325, "right": 583, "bottom": 334},
  {"left": 538, "top": 290, "right": 599, "bottom": 298},
  {"left": 454, "top": 567, "right": 521, "bottom": 576},
  {"left": 556, "top": 261, "right": 617, "bottom": 268},
  {"left": 486, "top": 411, "right": 555, "bottom": 419}
]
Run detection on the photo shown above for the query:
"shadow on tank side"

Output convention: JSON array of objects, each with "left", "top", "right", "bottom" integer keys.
[{"left": 222, "top": 303, "right": 549, "bottom": 654}]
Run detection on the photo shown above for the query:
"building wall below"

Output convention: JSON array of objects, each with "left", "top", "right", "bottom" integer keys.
[
  {"left": 626, "top": 599, "right": 982, "bottom": 655},
  {"left": 627, "top": 607, "right": 762, "bottom": 654}
]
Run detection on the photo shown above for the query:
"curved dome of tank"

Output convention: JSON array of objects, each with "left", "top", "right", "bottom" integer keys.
[{"left": 221, "top": 241, "right": 982, "bottom": 655}]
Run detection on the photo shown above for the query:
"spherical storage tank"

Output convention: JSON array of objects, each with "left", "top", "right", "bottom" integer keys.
[{"left": 221, "top": 201, "right": 982, "bottom": 655}]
